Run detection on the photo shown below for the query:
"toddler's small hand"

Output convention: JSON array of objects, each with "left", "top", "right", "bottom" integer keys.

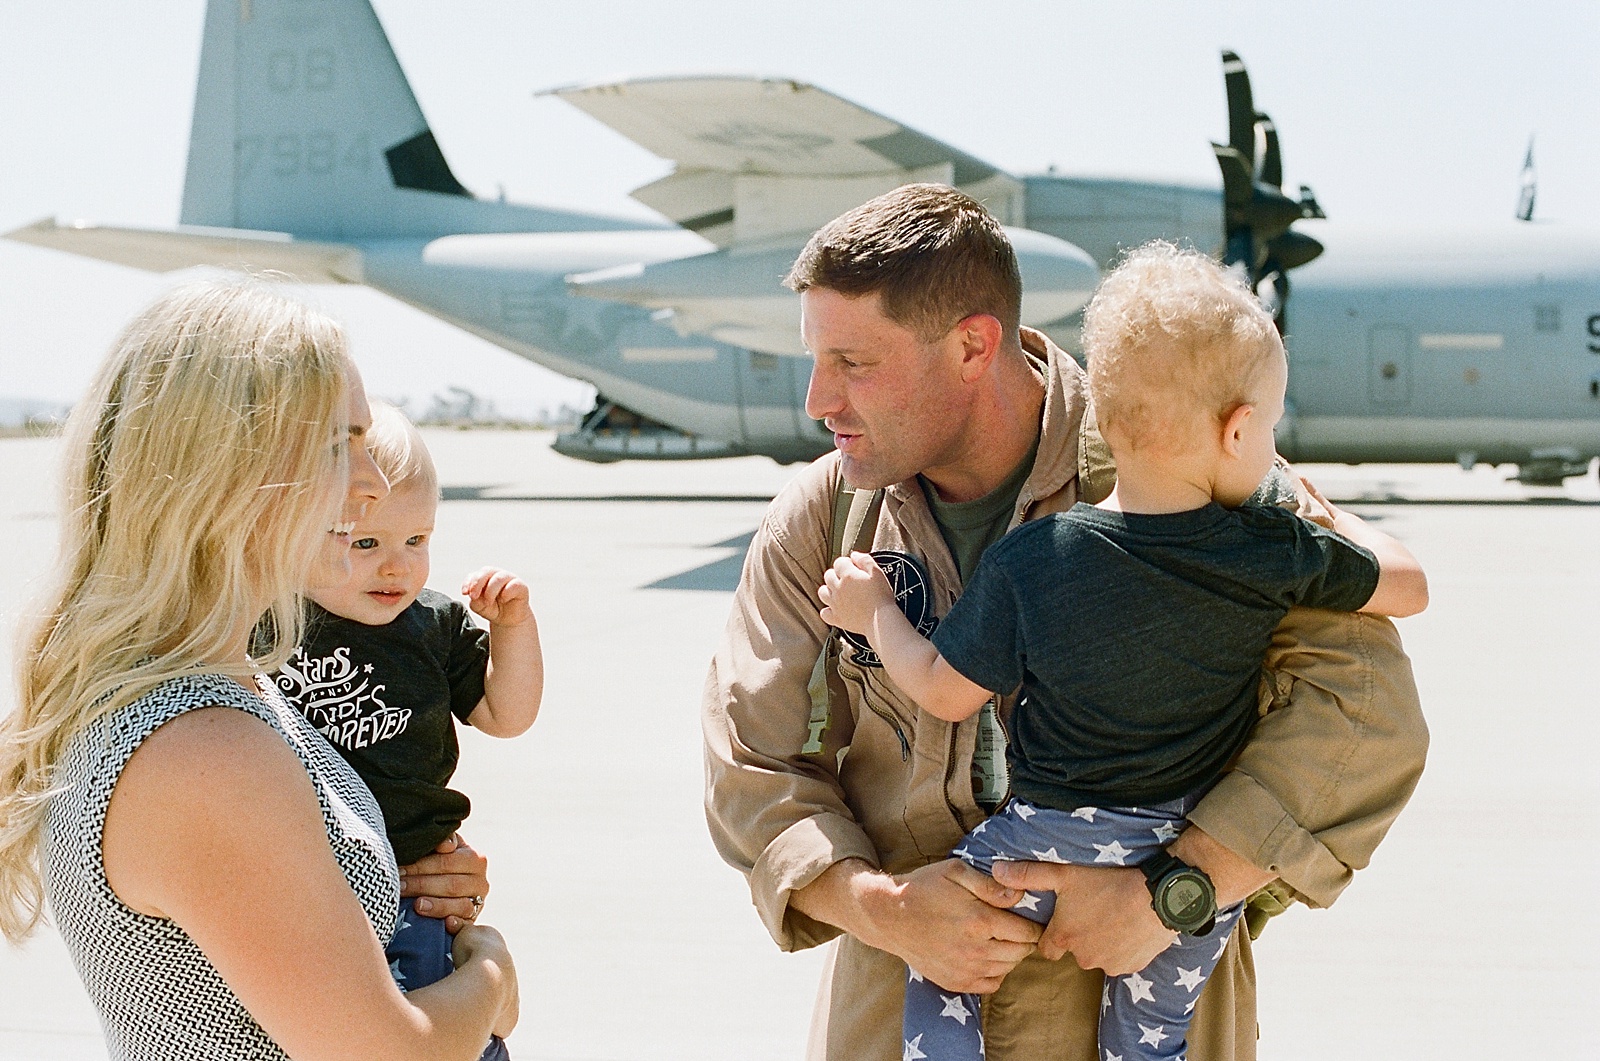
[
  {"left": 818, "top": 552, "right": 893, "bottom": 634},
  {"left": 1293, "top": 472, "right": 1340, "bottom": 528},
  {"left": 462, "top": 566, "right": 534, "bottom": 626}
]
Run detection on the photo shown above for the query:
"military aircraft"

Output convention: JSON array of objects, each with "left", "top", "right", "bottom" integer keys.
[{"left": 9, "top": 0, "right": 1600, "bottom": 483}]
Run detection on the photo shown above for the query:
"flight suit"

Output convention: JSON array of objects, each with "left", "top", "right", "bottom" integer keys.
[{"left": 701, "top": 329, "right": 1429, "bottom": 1061}]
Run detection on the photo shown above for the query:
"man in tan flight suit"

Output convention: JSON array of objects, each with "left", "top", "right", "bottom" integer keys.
[{"left": 701, "top": 184, "right": 1427, "bottom": 1061}]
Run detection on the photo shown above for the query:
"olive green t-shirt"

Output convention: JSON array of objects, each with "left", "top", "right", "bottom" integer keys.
[
  {"left": 919, "top": 439, "right": 1039, "bottom": 585},
  {"left": 919, "top": 439, "right": 1039, "bottom": 809}
]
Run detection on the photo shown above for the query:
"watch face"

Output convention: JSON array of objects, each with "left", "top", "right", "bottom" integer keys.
[
  {"left": 1165, "top": 877, "right": 1207, "bottom": 920},
  {"left": 1157, "top": 870, "right": 1216, "bottom": 932}
]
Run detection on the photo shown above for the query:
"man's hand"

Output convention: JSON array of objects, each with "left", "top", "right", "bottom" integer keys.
[
  {"left": 989, "top": 825, "right": 1276, "bottom": 975},
  {"left": 400, "top": 834, "right": 490, "bottom": 934},
  {"left": 818, "top": 552, "right": 895, "bottom": 636},
  {"left": 795, "top": 858, "right": 1041, "bottom": 994},
  {"left": 991, "top": 861, "right": 1175, "bottom": 976},
  {"left": 463, "top": 567, "right": 535, "bottom": 627}
]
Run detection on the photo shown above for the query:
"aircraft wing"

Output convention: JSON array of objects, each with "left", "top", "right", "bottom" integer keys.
[
  {"left": 547, "top": 76, "right": 1024, "bottom": 246},
  {"left": 5, "top": 218, "right": 364, "bottom": 283}
]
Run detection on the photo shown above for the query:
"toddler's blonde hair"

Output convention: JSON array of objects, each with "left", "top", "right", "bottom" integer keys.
[
  {"left": 366, "top": 401, "right": 437, "bottom": 499},
  {"left": 1082, "top": 241, "right": 1282, "bottom": 454}
]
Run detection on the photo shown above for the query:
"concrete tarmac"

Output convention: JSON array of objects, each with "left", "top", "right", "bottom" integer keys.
[{"left": 0, "top": 431, "right": 1595, "bottom": 1060}]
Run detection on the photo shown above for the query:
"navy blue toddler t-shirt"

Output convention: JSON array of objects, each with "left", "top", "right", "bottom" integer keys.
[{"left": 931, "top": 502, "right": 1380, "bottom": 810}]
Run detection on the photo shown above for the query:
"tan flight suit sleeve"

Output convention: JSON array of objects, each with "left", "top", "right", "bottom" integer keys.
[
  {"left": 702, "top": 463, "right": 877, "bottom": 951},
  {"left": 1188, "top": 608, "right": 1427, "bottom": 908},
  {"left": 1081, "top": 422, "right": 1430, "bottom": 912}
]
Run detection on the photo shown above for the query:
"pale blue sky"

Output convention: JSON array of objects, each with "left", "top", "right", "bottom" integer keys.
[{"left": 2, "top": 0, "right": 1595, "bottom": 411}]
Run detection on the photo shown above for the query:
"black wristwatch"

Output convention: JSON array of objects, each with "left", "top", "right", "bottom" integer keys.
[{"left": 1140, "top": 850, "right": 1217, "bottom": 936}]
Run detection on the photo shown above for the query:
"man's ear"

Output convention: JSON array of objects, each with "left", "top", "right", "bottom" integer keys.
[
  {"left": 954, "top": 314, "right": 1004, "bottom": 382},
  {"left": 1219, "top": 402, "right": 1255, "bottom": 458}
]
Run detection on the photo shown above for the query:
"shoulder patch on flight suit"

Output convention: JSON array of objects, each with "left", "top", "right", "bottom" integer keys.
[{"left": 841, "top": 550, "right": 937, "bottom": 668}]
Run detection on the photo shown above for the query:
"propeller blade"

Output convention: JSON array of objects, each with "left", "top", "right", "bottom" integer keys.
[
  {"left": 1213, "top": 144, "right": 1255, "bottom": 210},
  {"left": 1223, "top": 228, "right": 1257, "bottom": 272},
  {"left": 1242, "top": 184, "right": 1306, "bottom": 240},
  {"left": 1221, "top": 50, "right": 1256, "bottom": 162},
  {"left": 1517, "top": 136, "right": 1536, "bottom": 221},
  {"left": 1214, "top": 50, "right": 1323, "bottom": 332},
  {"left": 1265, "top": 230, "right": 1324, "bottom": 272},
  {"left": 1268, "top": 270, "right": 1292, "bottom": 335},
  {"left": 1258, "top": 114, "right": 1283, "bottom": 188},
  {"left": 1298, "top": 184, "right": 1326, "bottom": 220}
]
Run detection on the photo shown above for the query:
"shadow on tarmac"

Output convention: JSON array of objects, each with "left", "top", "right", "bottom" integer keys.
[{"left": 646, "top": 533, "right": 755, "bottom": 592}]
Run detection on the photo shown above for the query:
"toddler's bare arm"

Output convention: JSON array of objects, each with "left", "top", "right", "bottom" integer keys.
[
  {"left": 1298, "top": 477, "right": 1429, "bottom": 618},
  {"left": 819, "top": 553, "right": 992, "bottom": 722},
  {"left": 462, "top": 567, "right": 544, "bottom": 737}
]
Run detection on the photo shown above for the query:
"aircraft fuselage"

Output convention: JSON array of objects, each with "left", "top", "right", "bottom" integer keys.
[{"left": 345, "top": 201, "right": 1600, "bottom": 475}]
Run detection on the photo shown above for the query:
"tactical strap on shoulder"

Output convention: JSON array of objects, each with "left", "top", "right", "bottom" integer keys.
[{"left": 802, "top": 480, "right": 883, "bottom": 756}]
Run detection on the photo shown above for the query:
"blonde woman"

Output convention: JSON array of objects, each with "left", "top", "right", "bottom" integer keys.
[{"left": 0, "top": 282, "right": 518, "bottom": 1060}]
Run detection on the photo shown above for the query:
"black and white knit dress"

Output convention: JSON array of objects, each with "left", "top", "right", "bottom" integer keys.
[{"left": 43, "top": 672, "right": 400, "bottom": 1060}]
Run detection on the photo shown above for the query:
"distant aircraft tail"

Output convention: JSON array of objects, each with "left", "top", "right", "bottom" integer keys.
[{"left": 180, "top": 0, "right": 629, "bottom": 240}]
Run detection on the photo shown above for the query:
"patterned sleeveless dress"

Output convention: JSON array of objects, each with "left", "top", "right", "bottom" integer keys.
[{"left": 43, "top": 672, "right": 399, "bottom": 1060}]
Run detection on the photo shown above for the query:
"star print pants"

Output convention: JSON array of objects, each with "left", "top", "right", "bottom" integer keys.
[
  {"left": 389, "top": 897, "right": 511, "bottom": 1061},
  {"left": 902, "top": 795, "right": 1242, "bottom": 1061}
]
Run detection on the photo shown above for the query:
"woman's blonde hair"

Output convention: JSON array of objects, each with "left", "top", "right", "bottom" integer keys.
[{"left": 0, "top": 280, "right": 350, "bottom": 942}]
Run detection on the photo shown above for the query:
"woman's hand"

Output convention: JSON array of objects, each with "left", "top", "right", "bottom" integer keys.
[
  {"left": 452, "top": 924, "right": 519, "bottom": 1039},
  {"left": 400, "top": 834, "right": 490, "bottom": 934}
]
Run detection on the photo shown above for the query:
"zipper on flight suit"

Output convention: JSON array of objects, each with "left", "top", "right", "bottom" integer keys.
[
  {"left": 943, "top": 693, "right": 1011, "bottom": 826},
  {"left": 859, "top": 670, "right": 911, "bottom": 761}
]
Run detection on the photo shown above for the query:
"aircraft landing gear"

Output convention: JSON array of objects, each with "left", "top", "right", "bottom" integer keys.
[{"left": 1509, "top": 449, "right": 1592, "bottom": 486}]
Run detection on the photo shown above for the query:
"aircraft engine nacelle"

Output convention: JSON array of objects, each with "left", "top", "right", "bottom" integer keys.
[{"left": 565, "top": 227, "right": 1100, "bottom": 358}]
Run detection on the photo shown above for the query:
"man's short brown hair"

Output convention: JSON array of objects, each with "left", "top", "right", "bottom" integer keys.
[{"left": 784, "top": 183, "right": 1021, "bottom": 343}]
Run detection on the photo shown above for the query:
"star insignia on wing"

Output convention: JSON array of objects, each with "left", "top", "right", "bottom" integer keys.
[
  {"left": 939, "top": 995, "right": 974, "bottom": 1024},
  {"left": 1092, "top": 840, "right": 1133, "bottom": 865}
]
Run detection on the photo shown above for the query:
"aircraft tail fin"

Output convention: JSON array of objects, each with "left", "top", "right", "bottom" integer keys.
[{"left": 181, "top": 0, "right": 635, "bottom": 240}]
